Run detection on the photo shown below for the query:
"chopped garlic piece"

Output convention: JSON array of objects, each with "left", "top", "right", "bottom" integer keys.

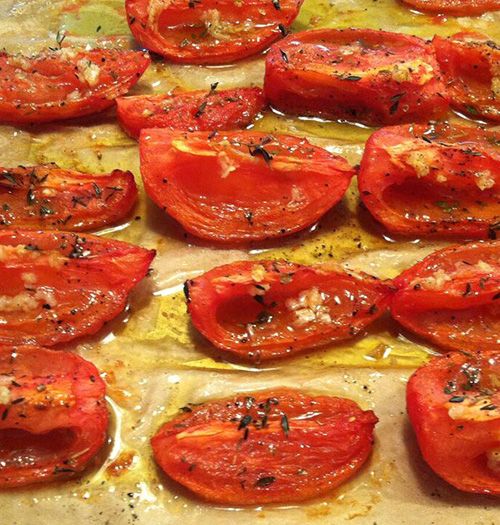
[
  {"left": 77, "top": 59, "right": 101, "bottom": 87},
  {"left": 286, "top": 287, "right": 332, "bottom": 327},
  {"left": 0, "top": 386, "right": 10, "bottom": 405},
  {"left": 475, "top": 171, "right": 495, "bottom": 191},
  {"left": 447, "top": 396, "right": 500, "bottom": 422},
  {"left": 251, "top": 264, "right": 267, "bottom": 283}
]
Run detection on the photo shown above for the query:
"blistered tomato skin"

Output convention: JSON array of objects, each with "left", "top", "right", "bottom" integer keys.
[
  {"left": 358, "top": 123, "right": 500, "bottom": 238},
  {"left": 185, "top": 260, "right": 394, "bottom": 361},
  {"left": 152, "top": 388, "right": 378, "bottom": 504},
  {"left": 0, "top": 346, "right": 108, "bottom": 488},
  {"left": 264, "top": 28, "right": 449, "bottom": 126},
  {"left": 407, "top": 351, "right": 500, "bottom": 495},
  {"left": 401, "top": 0, "right": 500, "bottom": 16},
  {"left": 391, "top": 240, "right": 500, "bottom": 352},
  {"left": 125, "top": 0, "right": 304, "bottom": 65}
]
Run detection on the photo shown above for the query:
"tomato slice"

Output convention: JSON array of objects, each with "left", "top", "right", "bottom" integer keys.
[
  {"left": 400, "top": 0, "right": 500, "bottom": 16},
  {"left": 0, "top": 165, "right": 138, "bottom": 231},
  {"left": 407, "top": 351, "right": 500, "bottom": 495},
  {"left": 433, "top": 33, "right": 500, "bottom": 122},
  {"left": 185, "top": 260, "right": 393, "bottom": 361},
  {"left": 152, "top": 388, "right": 378, "bottom": 504},
  {"left": 0, "top": 48, "right": 150, "bottom": 124},
  {"left": 0, "top": 230, "right": 155, "bottom": 346},
  {"left": 140, "top": 129, "right": 354, "bottom": 242},
  {"left": 391, "top": 241, "right": 499, "bottom": 352},
  {"left": 0, "top": 345, "right": 108, "bottom": 487},
  {"left": 358, "top": 123, "right": 500, "bottom": 238},
  {"left": 264, "top": 28, "right": 449, "bottom": 126},
  {"left": 117, "top": 86, "right": 266, "bottom": 139},
  {"left": 125, "top": 0, "right": 304, "bottom": 64}
]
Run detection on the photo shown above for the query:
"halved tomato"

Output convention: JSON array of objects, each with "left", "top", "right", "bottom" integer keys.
[
  {"left": 0, "top": 345, "right": 108, "bottom": 487},
  {"left": 0, "top": 48, "right": 150, "bottom": 124},
  {"left": 391, "top": 241, "right": 499, "bottom": 352},
  {"left": 407, "top": 351, "right": 500, "bottom": 495},
  {"left": 400, "top": 0, "right": 500, "bottom": 16},
  {"left": 140, "top": 129, "right": 354, "bottom": 242},
  {"left": 0, "top": 230, "right": 155, "bottom": 346},
  {"left": 152, "top": 388, "right": 378, "bottom": 504},
  {"left": 0, "top": 165, "right": 138, "bottom": 231},
  {"left": 264, "top": 28, "right": 449, "bottom": 126},
  {"left": 125, "top": 0, "right": 304, "bottom": 64},
  {"left": 358, "top": 123, "right": 500, "bottom": 238},
  {"left": 433, "top": 33, "right": 499, "bottom": 122},
  {"left": 185, "top": 260, "right": 393, "bottom": 361},
  {"left": 117, "top": 86, "right": 266, "bottom": 139}
]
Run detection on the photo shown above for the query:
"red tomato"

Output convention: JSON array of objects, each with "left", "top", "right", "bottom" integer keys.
[
  {"left": 0, "top": 230, "right": 155, "bottom": 346},
  {"left": 117, "top": 86, "right": 266, "bottom": 139},
  {"left": 407, "top": 351, "right": 500, "bottom": 495},
  {"left": 391, "top": 241, "right": 499, "bottom": 352},
  {"left": 433, "top": 33, "right": 500, "bottom": 122},
  {"left": 0, "top": 165, "right": 138, "bottom": 231},
  {"left": 358, "top": 123, "right": 500, "bottom": 238},
  {"left": 0, "top": 345, "right": 108, "bottom": 487},
  {"left": 0, "top": 48, "right": 150, "bottom": 124},
  {"left": 152, "top": 388, "right": 378, "bottom": 504},
  {"left": 185, "top": 260, "right": 393, "bottom": 361},
  {"left": 140, "top": 129, "right": 354, "bottom": 242},
  {"left": 125, "top": 0, "right": 304, "bottom": 64},
  {"left": 264, "top": 28, "right": 449, "bottom": 126},
  {"left": 400, "top": 0, "right": 500, "bottom": 16}
]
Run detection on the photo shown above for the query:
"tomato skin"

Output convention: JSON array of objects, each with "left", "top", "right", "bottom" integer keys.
[
  {"left": 407, "top": 351, "right": 500, "bottom": 495},
  {"left": 401, "top": 0, "right": 500, "bottom": 16},
  {"left": 391, "top": 241, "right": 500, "bottom": 352},
  {"left": 185, "top": 260, "right": 393, "bottom": 361},
  {"left": 0, "top": 49, "right": 150, "bottom": 124},
  {"left": 140, "top": 129, "right": 354, "bottom": 243},
  {"left": 358, "top": 123, "right": 500, "bottom": 238},
  {"left": 264, "top": 28, "right": 449, "bottom": 126},
  {"left": 433, "top": 33, "right": 500, "bottom": 122},
  {"left": 126, "top": 0, "right": 304, "bottom": 65},
  {"left": 152, "top": 388, "right": 378, "bottom": 504},
  {"left": 0, "top": 165, "right": 138, "bottom": 231},
  {"left": 117, "top": 87, "right": 266, "bottom": 139},
  {"left": 0, "top": 345, "right": 108, "bottom": 487},
  {"left": 0, "top": 230, "right": 155, "bottom": 346}
]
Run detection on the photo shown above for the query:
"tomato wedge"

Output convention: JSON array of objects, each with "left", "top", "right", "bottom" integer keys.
[
  {"left": 185, "top": 260, "right": 393, "bottom": 361},
  {"left": 125, "top": 0, "right": 304, "bottom": 65},
  {"left": 400, "top": 0, "right": 500, "bottom": 16},
  {"left": 140, "top": 129, "right": 354, "bottom": 242},
  {"left": 0, "top": 165, "right": 138, "bottom": 231},
  {"left": 0, "top": 230, "right": 155, "bottom": 346},
  {"left": 391, "top": 241, "right": 499, "bottom": 352},
  {"left": 0, "top": 345, "right": 108, "bottom": 487},
  {"left": 407, "top": 351, "right": 500, "bottom": 495},
  {"left": 152, "top": 388, "right": 378, "bottom": 504},
  {"left": 358, "top": 123, "right": 500, "bottom": 239},
  {"left": 433, "top": 33, "right": 500, "bottom": 122},
  {"left": 0, "top": 48, "right": 150, "bottom": 124},
  {"left": 117, "top": 86, "right": 266, "bottom": 139},
  {"left": 264, "top": 28, "right": 448, "bottom": 126}
]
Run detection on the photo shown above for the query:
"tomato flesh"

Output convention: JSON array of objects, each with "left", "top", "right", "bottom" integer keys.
[
  {"left": 264, "top": 28, "right": 448, "bottom": 126},
  {"left": 0, "top": 346, "right": 108, "bottom": 487},
  {"left": 126, "top": 0, "right": 304, "bottom": 64},
  {"left": 0, "top": 166, "right": 138, "bottom": 231},
  {"left": 185, "top": 260, "right": 393, "bottom": 361},
  {"left": 0, "top": 230, "right": 155, "bottom": 346},
  {"left": 152, "top": 388, "right": 378, "bottom": 504},
  {"left": 401, "top": 0, "right": 500, "bottom": 16},
  {"left": 0, "top": 48, "right": 150, "bottom": 123}
]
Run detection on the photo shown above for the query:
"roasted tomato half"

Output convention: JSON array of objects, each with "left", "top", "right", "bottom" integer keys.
[
  {"left": 126, "top": 0, "right": 304, "bottom": 65},
  {"left": 358, "top": 123, "right": 500, "bottom": 239},
  {"left": 140, "top": 129, "right": 354, "bottom": 242},
  {"left": 0, "top": 345, "right": 108, "bottom": 487},
  {"left": 185, "top": 260, "right": 393, "bottom": 361},
  {"left": 407, "top": 351, "right": 500, "bottom": 495},
  {"left": 0, "top": 230, "right": 155, "bottom": 346},
  {"left": 433, "top": 33, "right": 500, "bottom": 122},
  {"left": 0, "top": 165, "right": 138, "bottom": 231},
  {"left": 391, "top": 241, "right": 499, "bottom": 352},
  {"left": 117, "top": 86, "right": 266, "bottom": 139},
  {"left": 264, "top": 28, "right": 448, "bottom": 126},
  {"left": 0, "top": 48, "right": 150, "bottom": 124},
  {"left": 152, "top": 388, "right": 378, "bottom": 504},
  {"left": 400, "top": 0, "right": 500, "bottom": 16}
]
